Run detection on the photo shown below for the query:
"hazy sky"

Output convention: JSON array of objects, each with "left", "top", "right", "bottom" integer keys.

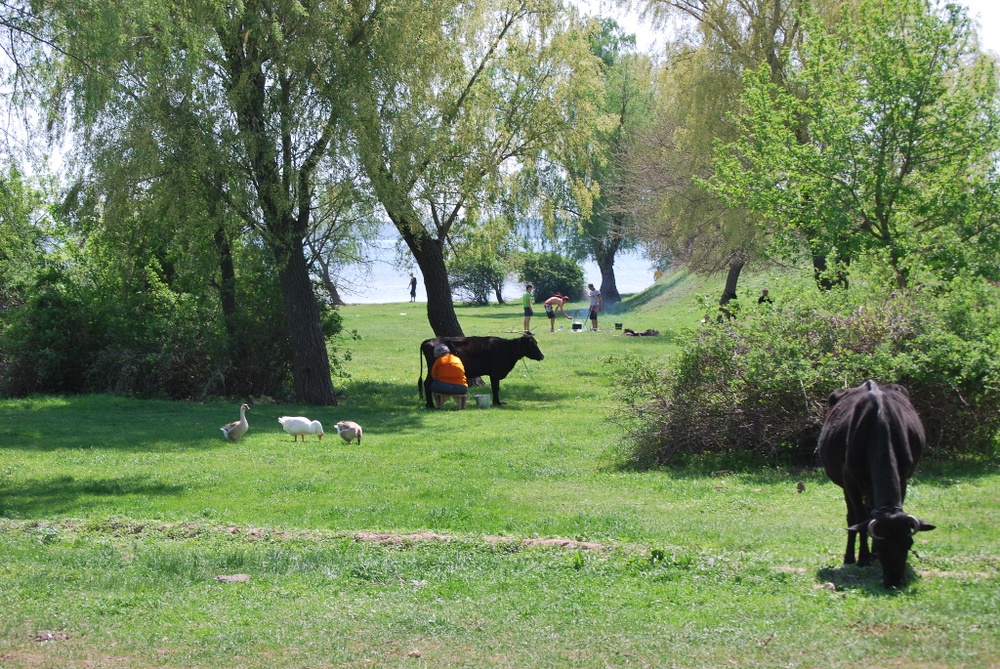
[
  {"left": 580, "top": 0, "right": 1000, "bottom": 56},
  {"left": 963, "top": 0, "right": 1000, "bottom": 55}
]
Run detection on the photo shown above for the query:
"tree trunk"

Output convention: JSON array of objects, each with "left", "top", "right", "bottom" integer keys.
[
  {"left": 716, "top": 258, "right": 744, "bottom": 322},
  {"left": 812, "top": 253, "right": 850, "bottom": 291},
  {"left": 493, "top": 282, "right": 506, "bottom": 305},
  {"left": 213, "top": 225, "right": 251, "bottom": 394},
  {"left": 596, "top": 235, "right": 623, "bottom": 306},
  {"left": 316, "top": 258, "right": 345, "bottom": 307},
  {"left": 274, "top": 232, "right": 338, "bottom": 405},
  {"left": 392, "top": 212, "right": 464, "bottom": 337},
  {"left": 720, "top": 259, "right": 744, "bottom": 305}
]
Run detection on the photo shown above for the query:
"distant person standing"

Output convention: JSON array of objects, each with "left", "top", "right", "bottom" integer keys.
[
  {"left": 543, "top": 294, "right": 572, "bottom": 332},
  {"left": 587, "top": 283, "right": 602, "bottom": 331},
  {"left": 408, "top": 273, "right": 417, "bottom": 302},
  {"left": 521, "top": 283, "right": 534, "bottom": 334}
]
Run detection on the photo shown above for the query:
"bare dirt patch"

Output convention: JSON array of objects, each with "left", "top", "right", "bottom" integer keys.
[{"left": 353, "top": 531, "right": 453, "bottom": 545}]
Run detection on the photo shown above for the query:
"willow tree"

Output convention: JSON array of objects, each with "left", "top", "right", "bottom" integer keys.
[
  {"left": 32, "top": 0, "right": 390, "bottom": 404},
  {"left": 347, "top": 0, "right": 602, "bottom": 336},
  {"left": 624, "top": 0, "right": 842, "bottom": 298},
  {"left": 524, "top": 18, "right": 656, "bottom": 307}
]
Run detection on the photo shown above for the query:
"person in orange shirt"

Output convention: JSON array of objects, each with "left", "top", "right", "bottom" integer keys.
[{"left": 430, "top": 344, "right": 468, "bottom": 409}]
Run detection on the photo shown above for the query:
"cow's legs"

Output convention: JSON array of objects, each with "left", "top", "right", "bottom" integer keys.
[
  {"left": 844, "top": 489, "right": 872, "bottom": 566},
  {"left": 424, "top": 375, "right": 435, "bottom": 409},
  {"left": 857, "top": 527, "right": 872, "bottom": 567},
  {"left": 490, "top": 377, "right": 502, "bottom": 406},
  {"left": 844, "top": 524, "right": 857, "bottom": 565}
]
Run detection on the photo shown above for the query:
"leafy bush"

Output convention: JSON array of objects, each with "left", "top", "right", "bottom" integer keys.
[
  {"left": 0, "top": 245, "right": 355, "bottom": 400},
  {"left": 517, "top": 251, "right": 584, "bottom": 302},
  {"left": 448, "top": 225, "right": 515, "bottom": 305},
  {"left": 611, "top": 275, "right": 1000, "bottom": 465},
  {"left": 0, "top": 268, "right": 93, "bottom": 395},
  {"left": 449, "top": 249, "right": 510, "bottom": 306},
  {"left": 0, "top": 265, "right": 229, "bottom": 399}
]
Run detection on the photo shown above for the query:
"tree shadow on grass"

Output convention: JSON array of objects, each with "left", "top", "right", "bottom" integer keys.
[
  {"left": 0, "top": 401, "right": 233, "bottom": 454},
  {"left": 0, "top": 389, "right": 471, "bottom": 455},
  {"left": 0, "top": 475, "right": 186, "bottom": 518}
]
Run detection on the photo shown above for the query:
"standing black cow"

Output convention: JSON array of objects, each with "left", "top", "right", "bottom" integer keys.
[
  {"left": 418, "top": 335, "right": 544, "bottom": 408},
  {"left": 816, "top": 380, "right": 935, "bottom": 588}
]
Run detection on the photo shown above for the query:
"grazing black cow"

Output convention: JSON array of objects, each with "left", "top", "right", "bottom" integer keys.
[
  {"left": 418, "top": 335, "right": 544, "bottom": 408},
  {"left": 816, "top": 380, "right": 935, "bottom": 588}
]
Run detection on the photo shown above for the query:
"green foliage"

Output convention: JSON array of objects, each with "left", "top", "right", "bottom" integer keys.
[
  {"left": 1, "top": 268, "right": 92, "bottom": 395},
  {"left": 0, "top": 166, "right": 47, "bottom": 316},
  {"left": 449, "top": 254, "right": 509, "bottom": 306},
  {"left": 709, "top": 0, "right": 1000, "bottom": 288},
  {"left": 447, "top": 226, "right": 514, "bottom": 306},
  {"left": 612, "top": 273, "right": 1000, "bottom": 465},
  {"left": 528, "top": 20, "right": 653, "bottom": 303},
  {"left": 0, "top": 261, "right": 226, "bottom": 399},
  {"left": 0, "top": 223, "right": 355, "bottom": 399},
  {"left": 516, "top": 251, "right": 584, "bottom": 301}
]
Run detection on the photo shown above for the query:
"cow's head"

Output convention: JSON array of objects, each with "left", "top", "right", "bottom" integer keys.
[
  {"left": 520, "top": 335, "right": 544, "bottom": 361},
  {"left": 850, "top": 512, "right": 935, "bottom": 588}
]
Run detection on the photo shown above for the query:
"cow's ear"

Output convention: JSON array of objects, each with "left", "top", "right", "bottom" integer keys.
[
  {"left": 907, "top": 514, "right": 935, "bottom": 533},
  {"left": 827, "top": 388, "right": 850, "bottom": 408}
]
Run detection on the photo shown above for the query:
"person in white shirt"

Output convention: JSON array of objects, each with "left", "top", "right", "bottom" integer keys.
[{"left": 587, "top": 283, "right": 603, "bottom": 331}]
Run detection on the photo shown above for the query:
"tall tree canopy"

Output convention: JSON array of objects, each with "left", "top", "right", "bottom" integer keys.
[
  {"left": 709, "top": 0, "right": 1000, "bottom": 288},
  {"left": 529, "top": 18, "right": 656, "bottom": 306},
  {"left": 623, "top": 0, "right": 819, "bottom": 301},
  {"left": 32, "top": 0, "right": 601, "bottom": 359},
  {"left": 347, "top": 0, "right": 601, "bottom": 335},
  {"left": 33, "top": 0, "right": 368, "bottom": 403}
]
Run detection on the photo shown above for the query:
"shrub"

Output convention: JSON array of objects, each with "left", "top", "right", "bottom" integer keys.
[
  {"left": 0, "top": 268, "right": 93, "bottom": 395},
  {"left": 0, "top": 249, "right": 348, "bottom": 400},
  {"left": 449, "top": 250, "right": 510, "bottom": 306},
  {"left": 517, "top": 251, "right": 584, "bottom": 302},
  {"left": 611, "top": 275, "right": 1000, "bottom": 465}
]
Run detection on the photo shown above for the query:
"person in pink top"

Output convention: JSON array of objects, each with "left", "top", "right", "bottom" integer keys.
[{"left": 543, "top": 294, "right": 572, "bottom": 332}]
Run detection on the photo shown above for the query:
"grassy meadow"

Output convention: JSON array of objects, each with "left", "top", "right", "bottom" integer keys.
[{"left": 1, "top": 270, "right": 998, "bottom": 668}]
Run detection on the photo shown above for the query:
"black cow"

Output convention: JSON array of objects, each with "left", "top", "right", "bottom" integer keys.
[
  {"left": 816, "top": 380, "right": 935, "bottom": 588},
  {"left": 418, "top": 335, "right": 544, "bottom": 408}
]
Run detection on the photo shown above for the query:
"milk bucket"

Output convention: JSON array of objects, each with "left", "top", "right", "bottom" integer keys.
[{"left": 474, "top": 394, "right": 491, "bottom": 408}]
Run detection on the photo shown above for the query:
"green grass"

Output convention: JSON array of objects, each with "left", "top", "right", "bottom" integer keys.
[{"left": 1, "top": 269, "right": 998, "bottom": 668}]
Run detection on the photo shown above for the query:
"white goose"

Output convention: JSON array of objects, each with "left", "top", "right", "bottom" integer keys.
[
  {"left": 335, "top": 420, "right": 363, "bottom": 444},
  {"left": 278, "top": 416, "right": 324, "bottom": 441},
  {"left": 221, "top": 404, "right": 250, "bottom": 442}
]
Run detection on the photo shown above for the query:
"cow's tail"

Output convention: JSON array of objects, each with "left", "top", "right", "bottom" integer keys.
[{"left": 418, "top": 348, "right": 425, "bottom": 399}]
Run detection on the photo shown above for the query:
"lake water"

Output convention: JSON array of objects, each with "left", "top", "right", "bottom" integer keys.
[{"left": 338, "top": 233, "right": 658, "bottom": 304}]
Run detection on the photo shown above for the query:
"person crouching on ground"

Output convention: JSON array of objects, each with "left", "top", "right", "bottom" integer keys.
[
  {"left": 430, "top": 344, "right": 468, "bottom": 409},
  {"left": 544, "top": 294, "right": 572, "bottom": 332}
]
